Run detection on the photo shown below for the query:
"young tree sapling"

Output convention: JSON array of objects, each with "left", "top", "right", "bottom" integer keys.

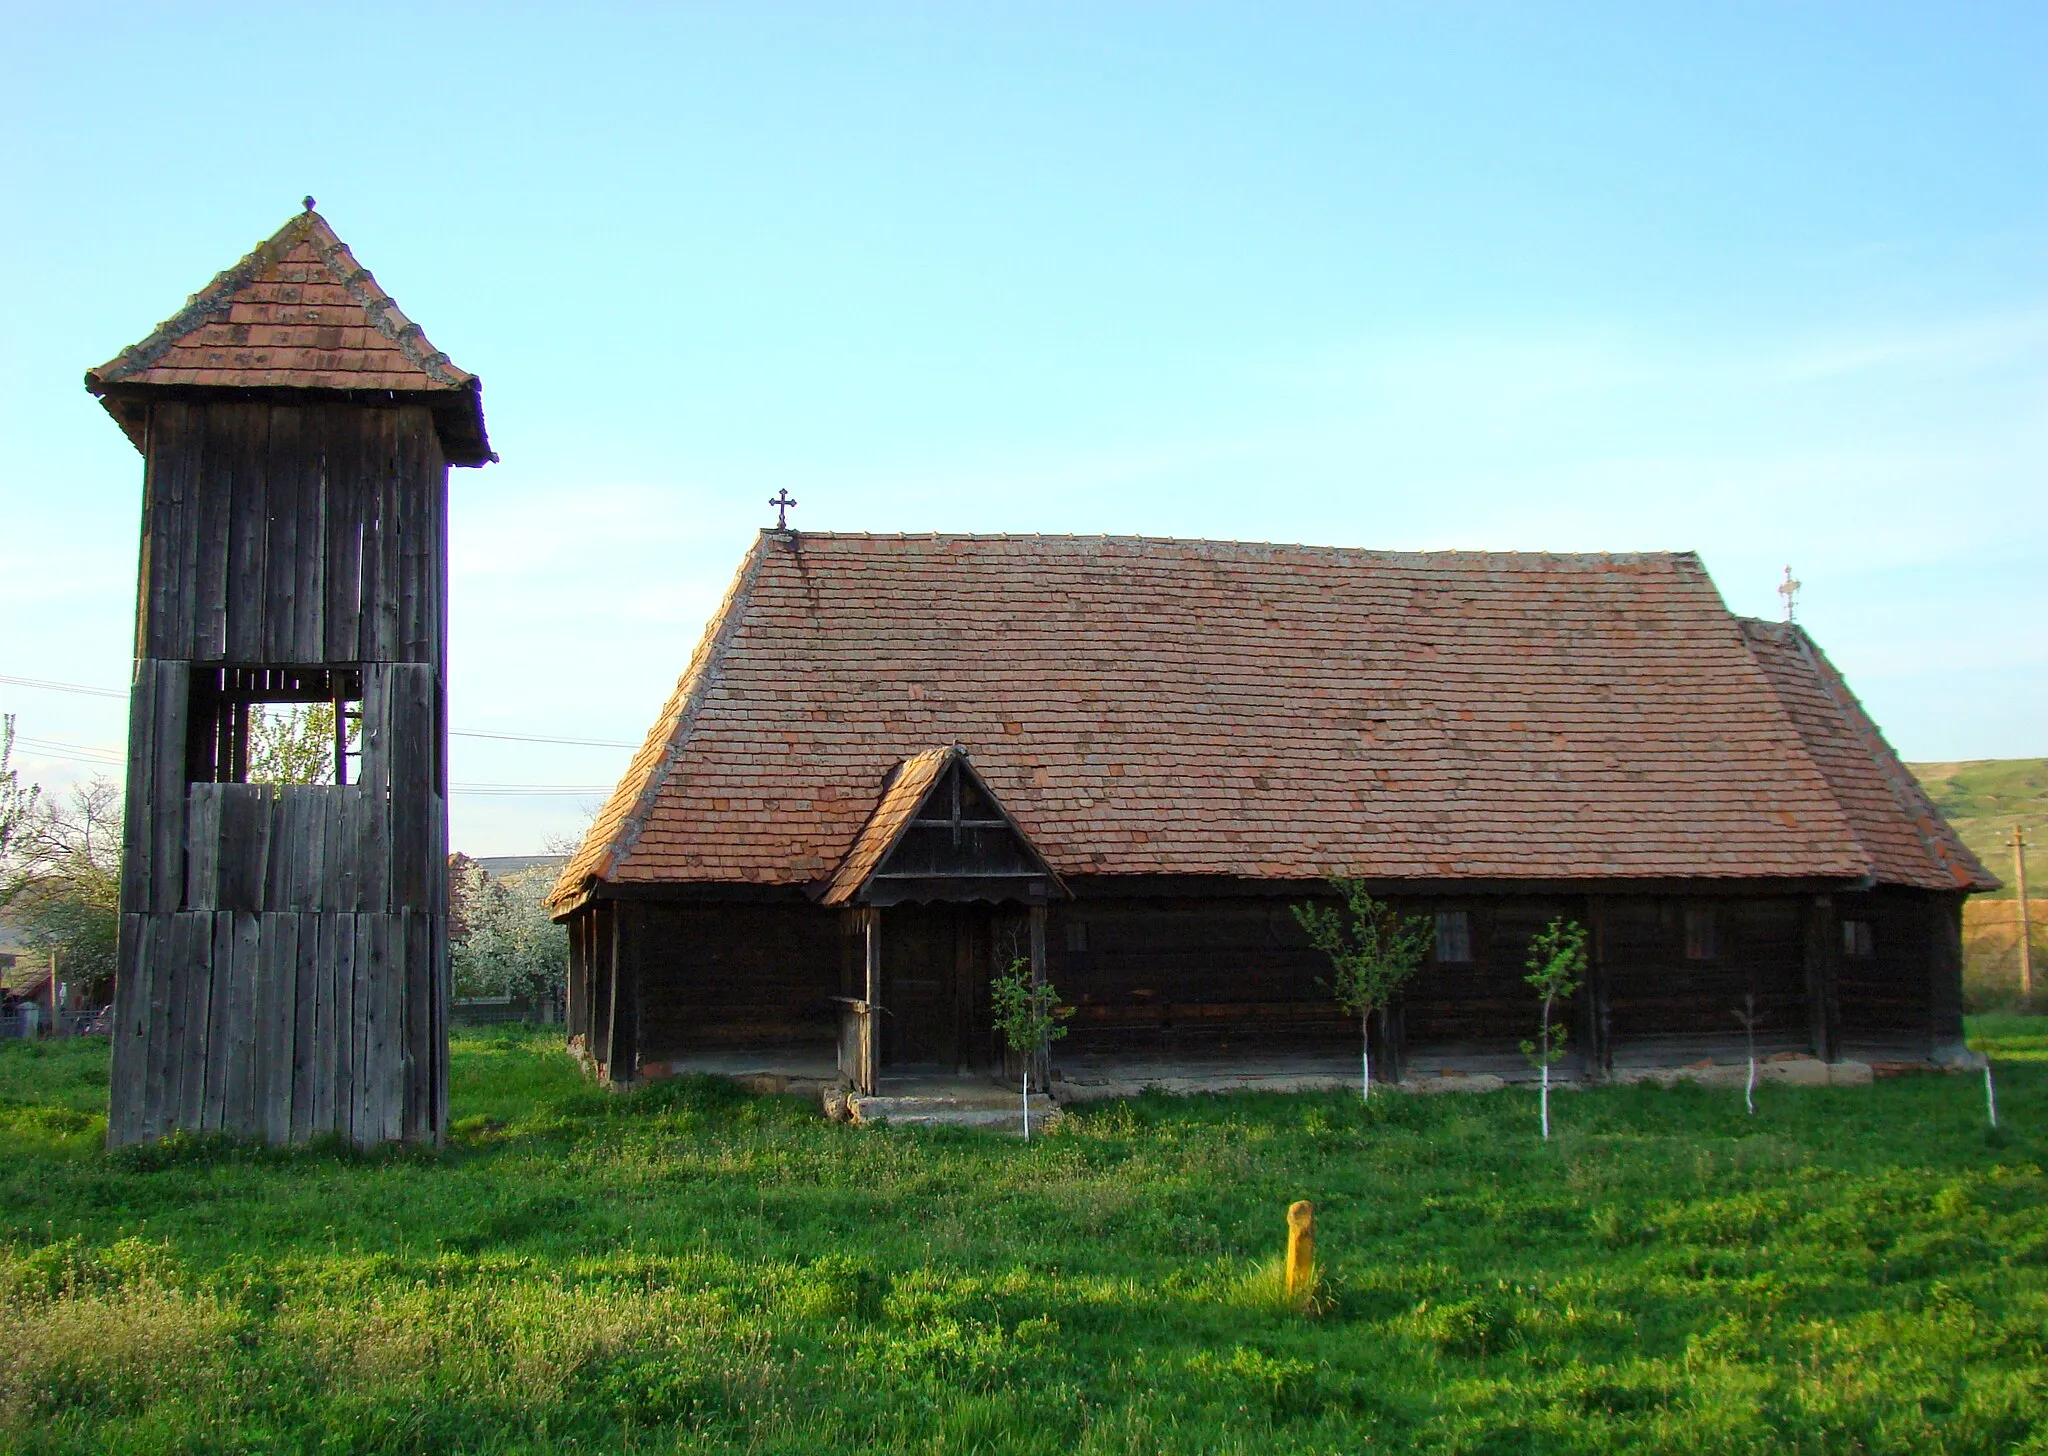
[
  {"left": 1731, "top": 993, "right": 1761, "bottom": 1116},
  {"left": 1521, "top": 917, "right": 1587, "bottom": 1141},
  {"left": 1293, "top": 879, "right": 1432, "bottom": 1101},
  {"left": 990, "top": 956, "right": 1071, "bottom": 1140}
]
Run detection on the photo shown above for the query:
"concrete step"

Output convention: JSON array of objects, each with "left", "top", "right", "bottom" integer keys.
[{"left": 847, "top": 1092, "right": 1060, "bottom": 1132}]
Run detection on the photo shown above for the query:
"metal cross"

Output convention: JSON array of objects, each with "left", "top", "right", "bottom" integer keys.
[
  {"left": 1777, "top": 564, "right": 1801, "bottom": 623},
  {"left": 768, "top": 489, "right": 798, "bottom": 530}
]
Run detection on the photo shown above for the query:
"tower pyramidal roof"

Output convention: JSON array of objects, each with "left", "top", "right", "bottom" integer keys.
[{"left": 86, "top": 202, "right": 492, "bottom": 465}]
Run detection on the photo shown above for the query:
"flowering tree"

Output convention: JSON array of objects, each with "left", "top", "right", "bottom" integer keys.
[
  {"left": 450, "top": 861, "right": 568, "bottom": 1008},
  {"left": 248, "top": 703, "right": 356, "bottom": 785}
]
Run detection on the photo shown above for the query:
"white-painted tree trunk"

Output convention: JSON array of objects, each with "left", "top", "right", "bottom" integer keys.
[
  {"left": 1985, "top": 1062, "right": 1999, "bottom": 1130},
  {"left": 1745, "top": 1055, "right": 1756, "bottom": 1116},
  {"left": 1022, "top": 1066, "right": 1031, "bottom": 1141},
  {"left": 1361, "top": 1011, "right": 1372, "bottom": 1102},
  {"left": 1539, "top": 999, "right": 1552, "bottom": 1140}
]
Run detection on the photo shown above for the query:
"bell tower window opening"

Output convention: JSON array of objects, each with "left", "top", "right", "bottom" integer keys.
[{"left": 186, "top": 666, "right": 364, "bottom": 787}]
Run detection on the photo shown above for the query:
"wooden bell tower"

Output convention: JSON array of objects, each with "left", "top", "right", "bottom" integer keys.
[{"left": 86, "top": 203, "right": 493, "bottom": 1146}]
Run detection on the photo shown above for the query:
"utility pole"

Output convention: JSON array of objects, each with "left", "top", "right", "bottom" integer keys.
[{"left": 2015, "top": 826, "right": 2033, "bottom": 1004}]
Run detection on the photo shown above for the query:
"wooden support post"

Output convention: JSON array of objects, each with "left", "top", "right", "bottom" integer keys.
[
  {"left": 2015, "top": 827, "right": 2033, "bottom": 1004},
  {"left": 1285, "top": 1201, "right": 1316, "bottom": 1305},
  {"left": 1028, "top": 902, "right": 1050, "bottom": 1088},
  {"left": 859, "top": 906, "right": 881, "bottom": 1095},
  {"left": 1371, "top": 1003, "right": 1405, "bottom": 1086},
  {"left": 605, "top": 902, "right": 640, "bottom": 1089},
  {"left": 1803, "top": 896, "right": 1841, "bottom": 1063},
  {"left": 1928, "top": 893, "right": 1966, "bottom": 1054},
  {"left": 1581, "top": 896, "right": 1610, "bottom": 1079}
]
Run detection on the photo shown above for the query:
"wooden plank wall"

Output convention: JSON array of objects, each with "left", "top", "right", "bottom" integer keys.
[
  {"left": 629, "top": 902, "right": 842, "bottom": 1062},
  {"left": 1049, "top": 897, "right": 1354, "bottom": 1053},
  {"left": 1834, "top": 887, "right": 1940, "bottom": 1057},
  {"left": 109, "top": 400, "right": 448, "bottom": 1148},
  {"left": 576, "top": 885, "right": 1968, "bottom": 1085},
  {"left": 135, "top": 402, "right": 445, "bottom": 667},
  {"left": 1601, "top": 896, "right": 1811, "bottom": 1061}
]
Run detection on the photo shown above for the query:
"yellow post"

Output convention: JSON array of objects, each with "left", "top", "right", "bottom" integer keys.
[{"left": 1285, "top": 1200, "right": 1316, "bottom": 1305}]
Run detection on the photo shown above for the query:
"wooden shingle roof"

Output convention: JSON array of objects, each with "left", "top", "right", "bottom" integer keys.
[
  {"left": 1738, "top": 620, "right": 1994, "bottom": 892},
  {"left": 552, "top": 532, "right": 1981, "bottom": 908},
  {"left": 85, "top": 205, "right": 492, "bottom": 465}
]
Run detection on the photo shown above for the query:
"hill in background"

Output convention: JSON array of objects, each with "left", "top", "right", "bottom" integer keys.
[{"left": 1909, "top": 758, "right": 2047, "bottom": 899}]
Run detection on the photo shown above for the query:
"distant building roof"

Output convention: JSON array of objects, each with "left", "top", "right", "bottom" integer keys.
[
  {"left": 553, "top": 532, "right": 1991, "bottom": 906},
  {"left": 85, "top": 204, "right": 491, "bottom": 465}
]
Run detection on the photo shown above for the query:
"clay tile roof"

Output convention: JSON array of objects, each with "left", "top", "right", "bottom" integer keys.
[
  {"left": 84, "top": 205, "right": 492, "bottom": 466},
  {"left": 1737, "top": 619, "right": 1997, "bottom": 892},
  {"left": 552, "top": 532, "right": 1970, "bottom": 909},
  {"left": 818, "top": 746, "right": 956, "bottom": 906}
]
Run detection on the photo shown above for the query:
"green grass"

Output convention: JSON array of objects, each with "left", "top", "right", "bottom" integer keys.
[
  {"left": 1911, "top": 758, "right": 2048, "bottom": 898},
  {"left": 2, "top": 1023, "right": 2045, "bottom": 1455}
]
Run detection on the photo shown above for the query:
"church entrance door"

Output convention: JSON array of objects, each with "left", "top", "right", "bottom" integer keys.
[{"left": 880, "top": 904, "right": 990, "bottom": 1073}]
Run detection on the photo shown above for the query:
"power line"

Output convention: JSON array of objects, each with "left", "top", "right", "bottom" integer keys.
[
  {"left": 14, "top": 734, "right": 124, "bottom": 765},
  {"left": 451, "top": 729, "right": 636, "bottom": 748},
  {"left": 12, "top": 731, "right": 616, "bottom": 795},
  {"left": 2, "top": 671, "right": 636, "bottom": 748},
  {"left": 451, "top": 784, "right": 614, "bottom": 797},
  {"left": 0, "top": 673, "right": 126, "bottom": 699}
]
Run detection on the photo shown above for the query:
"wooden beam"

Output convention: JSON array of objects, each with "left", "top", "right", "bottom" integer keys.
[
  {"left": 1581, "top": 895, "right": 1610, "bottom": 1079},
  {"left": 862, "top": 907, "right": 881, "bottom": 1094},
  {"left": 1927, "top": 892, "right": 1966, "bottom": 1054},
  {"left": 1028, "top": 903, "right": 1050, "bottom": 1087},
  {"left": 1803, "top": 895, "right": 1841, "bottom": 1063}
]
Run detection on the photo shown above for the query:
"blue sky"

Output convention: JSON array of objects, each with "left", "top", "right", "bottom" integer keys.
[{"left": 2, "top": 4, "right": 2042, "bottom": 855}]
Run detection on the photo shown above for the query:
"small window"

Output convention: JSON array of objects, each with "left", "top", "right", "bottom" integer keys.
[
  {"left": 1684, "top": 907, "right": 1717, "bottom": 960},
  {"left": 1842, "top": 919, "right": 1874, "bottom": 959},
  {"left": 187, "top": 666, "right": 362, "bottom": 786},
  {"left": 1435, "top": 910, "right": 1473, "bottom": 964},
  {"left": 1064, "top": 919, "right": 1089, "bottom": 954}
]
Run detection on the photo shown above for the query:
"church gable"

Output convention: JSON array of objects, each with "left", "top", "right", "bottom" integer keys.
[{"left": 820, "top": 747, "right": 1063, "bottom": 907}]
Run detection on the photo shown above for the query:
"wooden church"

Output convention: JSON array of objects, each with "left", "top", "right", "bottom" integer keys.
[
  {"left": 549, "top": 531, "right": 1994, "bottom": 1095},
  {"left": 89, "top": 203, "right": 491, "bottom": 1146}
]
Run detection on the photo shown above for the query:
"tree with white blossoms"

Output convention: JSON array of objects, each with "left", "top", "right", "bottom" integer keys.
[{"left": 450, "top": 861, "right": 568, "bottom": 1008}]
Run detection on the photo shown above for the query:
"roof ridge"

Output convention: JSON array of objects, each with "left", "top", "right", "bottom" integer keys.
[
  {"left": 760, "top": 529, "right": 1697, "bottom": 562},
  {"left": 548, "top": 538, "right": 772, "bottom": 907},
  {"left": 86, "top": 208, "right": 472, "bottom": 390}
]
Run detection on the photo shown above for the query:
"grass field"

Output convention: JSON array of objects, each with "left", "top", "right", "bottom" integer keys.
[
  {"left": 1911, "top": 758, "right": 2048, "bottom": 900},
  {"left": 2, "top": 1023, "right": 2045, "bottom": 1455}
]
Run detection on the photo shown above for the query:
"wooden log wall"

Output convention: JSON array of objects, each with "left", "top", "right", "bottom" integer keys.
[
  {"left": 1601, "top": 896, "right": 1811, "bottom": 1061},
  {"left": 627, "top": 901, "right": 842, "bottom": 1065},
  {"left": 1048, "top": 897, "right": 1354, "bottom": 1053},
  {"left": 1400, "top": 897, "right": 1580, "bottom": 1055},
  {"left": 108, "top": 400, "right": 449, "bottom": 1147},
  {"left": 1833, "top": 887, "right": 1944, "bottom": 1057},
  {"left": 580, "top": 883, "right": 1968, "bottom": 1084}
]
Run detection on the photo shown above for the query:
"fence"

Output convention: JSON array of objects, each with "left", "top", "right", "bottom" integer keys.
[
  {"left": 1963, "top": 897, "right": 2045, "bottom": 1011},
  {"left": 451, "top": 996, "right": 561, "bottom": 1027},
  {"left": 0, "top": 1006, "right": 109, "bottom": 1039}
]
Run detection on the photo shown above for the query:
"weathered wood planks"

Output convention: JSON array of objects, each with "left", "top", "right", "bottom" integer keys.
[{"left": 109, "top": 398, "right": 453, "bottom": 1149}]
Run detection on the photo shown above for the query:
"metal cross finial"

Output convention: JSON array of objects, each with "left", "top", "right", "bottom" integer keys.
[
  {"left": 768, "top": 489, "right": 798, "bottom": 530},
  {"left": 1777, "top": 565, "right": 1801, "bottom": 623}
]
